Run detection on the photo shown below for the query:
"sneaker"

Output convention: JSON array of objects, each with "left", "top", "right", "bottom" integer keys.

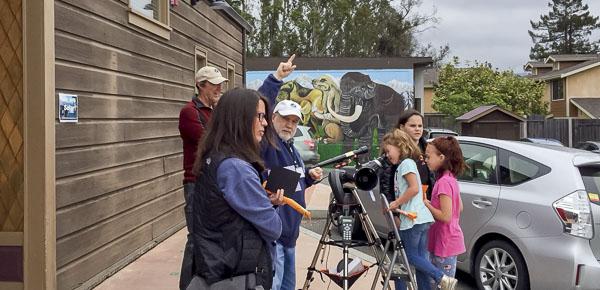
[{"left": 439, "top": 275, "right": 457, "bottom": 290}]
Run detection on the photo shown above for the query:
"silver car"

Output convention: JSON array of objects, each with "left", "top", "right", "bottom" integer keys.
[
  {"left": 293, "top": 125, "right": 320, "bottom": 165},
  {"left": 358, "top": 136, "right": 600, "bottom": 289}
]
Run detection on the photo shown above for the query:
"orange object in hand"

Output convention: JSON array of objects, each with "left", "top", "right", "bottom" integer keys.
[
  {"left": 263, "top": 181, "right": 311, "bottom": 219},
  {"left": 398, "top": 210, "right": 417, "bottom": 220},
  {"left": 283, "top": 197, "right": 311, "bottom": 219},
  {"left": 422, "top": 185, "right": 429, "bottom": 200}
]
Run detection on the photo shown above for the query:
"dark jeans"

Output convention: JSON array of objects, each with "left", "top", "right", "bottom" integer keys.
[
  {"left": 180, "top": 182, "right": 196, "bottom": 290},
  {"left": 395, "top": 223, "right": 444, "bottom": 290}
]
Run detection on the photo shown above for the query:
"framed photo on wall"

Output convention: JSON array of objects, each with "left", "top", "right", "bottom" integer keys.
[{"left": 58, "top": 93, "right": 78, "bottom": 123}]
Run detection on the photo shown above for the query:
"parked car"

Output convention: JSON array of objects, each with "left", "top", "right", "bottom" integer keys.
[
  {"left": 423, "top": 127, "right": 459, "bottom": 140},
  {"left": 293, "top": 125, "right": 320, "bottom": 165},
  {"left": 575, "top": 141, "right": 600, "bottom": 153},
  {"left": 355, "top": 136, "right": 600, "bottom": 289},
  {"left": 519, "top": 137, "right": 564, "bottom": 146}
]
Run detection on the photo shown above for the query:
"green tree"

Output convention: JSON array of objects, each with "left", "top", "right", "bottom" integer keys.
[
  {"left": 433, "top": 58, "right": 548, "bottom": 118},
  {"left": 529, "top": 0, "right": 600, "bottom": 60},
  {"left": 243, "top": 0, "right": 438, "bottom": 57}
]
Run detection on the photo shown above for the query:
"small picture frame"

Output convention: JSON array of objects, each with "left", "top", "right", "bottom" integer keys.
[{"left": 58, "top": 93, "right": 78, "bottom": 123}]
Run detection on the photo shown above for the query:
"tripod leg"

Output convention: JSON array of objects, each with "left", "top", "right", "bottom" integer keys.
[
  {"left": 397, "top": 241, "right": 417, "bottom": 290},
  {"left": 372, "top": 239, "right": 393, "bottom": 290},
  {"left": 355, "top": 213, "right": 388, "bottom": 290},
  {"left": 382, "top": 244, "right": 399, "bottom": 290},
  {"left": 302, "top": 215, "right": 333, "bottom": 290}
]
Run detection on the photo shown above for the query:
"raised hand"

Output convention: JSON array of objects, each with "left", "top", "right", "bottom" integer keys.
[{"left": 274, "top": 54, "right": 297, "bottom": 80}]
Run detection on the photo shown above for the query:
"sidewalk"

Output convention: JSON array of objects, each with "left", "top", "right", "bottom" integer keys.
[{"left": 95, "top": 183, "right": 382, "bottom": 289}]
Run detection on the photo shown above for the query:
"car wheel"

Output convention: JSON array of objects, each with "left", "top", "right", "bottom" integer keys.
[{"left": 474, "top": 240, "right": 529, "bottom": 290}]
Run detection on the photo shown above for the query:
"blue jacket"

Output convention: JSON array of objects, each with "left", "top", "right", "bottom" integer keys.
[{"left": 259, "top": 74, "right": 315, "bottom": 248}]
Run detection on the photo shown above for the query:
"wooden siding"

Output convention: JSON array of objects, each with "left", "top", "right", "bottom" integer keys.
[
  {"left": 54, "top": 0, "right": 244, "bottom": 288},
  {"left": 551, "top": 98, "right": 567, "bottom": 117}
]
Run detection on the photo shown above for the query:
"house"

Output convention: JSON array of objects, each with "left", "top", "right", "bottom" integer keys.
[
  {"left": 0, "top": 0, "right": 250, "bottom": 289},
  {"left": 456, "top": 105, "right": 526, "bottom": 140},
  {"left": 525, "top": 54, "right": 600, "bottom": 118},
  {"left": 423, "top": 68, "right": 439, "bottom": 114}
]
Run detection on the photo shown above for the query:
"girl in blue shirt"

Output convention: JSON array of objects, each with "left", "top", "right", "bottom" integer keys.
[{"left": 382, "top": 129, "right": 458, "bottom": 290}]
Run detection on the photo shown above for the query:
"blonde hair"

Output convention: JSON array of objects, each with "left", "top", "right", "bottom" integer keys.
[{"left": 381, "top": 129, "right": 422, "bottom": 160}]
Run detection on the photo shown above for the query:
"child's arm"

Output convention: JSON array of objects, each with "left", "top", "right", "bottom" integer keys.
[
  {"left": 425, "top": 194, "right": 452, "bottom": 223},
  {"left": 459, "top": 195, "right": 464, "bottom": 212},
  {"left": 389, "top": 172, "right": 420, "bottom": 210}
]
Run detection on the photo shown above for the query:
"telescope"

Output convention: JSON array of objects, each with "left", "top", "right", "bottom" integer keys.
[
  {"left": 310, "top": 146, "right": 368, "bottom": 169},
  {"left": 328, "top": 155, "right": 390, "bottom": 204}
]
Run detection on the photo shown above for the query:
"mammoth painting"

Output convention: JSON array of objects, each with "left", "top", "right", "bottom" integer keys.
[{"left": 246, "top": 68, "right": 414, "bottom": 161}]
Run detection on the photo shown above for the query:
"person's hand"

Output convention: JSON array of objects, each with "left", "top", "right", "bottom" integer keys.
[
  {"left": 388, "top": 200, "right": 401, "bottom": 212},
  {"left": 274, "top": 54, "right": 297, "bottom": 80},
  {"left": 269, "top": 189, "right": 285, "bottom": 206},
  {"left": 308, "top": 167, "right": 323, "bottom": 180},
  {"left": 423, "top": 198, "right": 432, "bottom": 209}
]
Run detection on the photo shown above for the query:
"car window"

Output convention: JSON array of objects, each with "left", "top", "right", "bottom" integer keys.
[
  {"left": 499, "top": 150, "right": 550, "bottom": 186},
  {"left": 580, "top": 166, "right": 600, "bottom": 206},
  {"left": 576, "top": 143, "right": 589, "bottom": 150},
  {"left": 458, "top": 143, "right": 498, "bottom": 184},
  {"left": 294, "top": 129, "right": 303, "bottom": 137}
]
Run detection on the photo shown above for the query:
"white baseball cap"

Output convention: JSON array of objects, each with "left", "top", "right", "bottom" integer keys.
[
  {"left": 273, "top": 100, "right": 302, "bottom": 119},
  {"left": 195, "top": 66, "right": 228, "bottom": 84}
]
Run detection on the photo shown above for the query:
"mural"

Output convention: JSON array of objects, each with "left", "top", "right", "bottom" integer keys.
[{"left": 247, "top": 69, "right": 414, "bottom": 158}]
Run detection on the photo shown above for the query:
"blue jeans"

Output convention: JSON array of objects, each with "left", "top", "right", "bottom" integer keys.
[
  {"left": 430, "top": 255, "right": 457, "bottom": 289},
  {"left": 179, "top": 182, "right": 195, "bottom": 290},
  {"left": 395, "top": 223, "right": 444, "bottom": 290},
  {"left": 272, "top": 242, "right": 296, "bottom": 290}
]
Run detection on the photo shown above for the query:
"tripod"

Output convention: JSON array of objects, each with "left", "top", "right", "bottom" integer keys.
[{"left": 301, "top": 187, "right": 416, "bottom": 290}]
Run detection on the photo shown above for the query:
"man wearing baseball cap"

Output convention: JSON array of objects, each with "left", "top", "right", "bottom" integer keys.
[{"left": 261, "top": 100, "right": 324, "bottom": 290}]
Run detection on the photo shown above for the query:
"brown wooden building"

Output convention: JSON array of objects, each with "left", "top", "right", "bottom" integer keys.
[
  {"left": 0, "top": 0, "right": 250, "bottom": 289},
  {"left": 457, "top": 105, "right": 526, "bottom": 140}
]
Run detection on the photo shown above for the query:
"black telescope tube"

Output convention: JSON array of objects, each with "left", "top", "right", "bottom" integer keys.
[{"left": 309, "top": 146, "right": 368, "bottom": 169}]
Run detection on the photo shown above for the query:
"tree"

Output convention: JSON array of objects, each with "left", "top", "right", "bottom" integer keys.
[
  {"left": 433, "top": 58, "right": 548, "bottom": 118},
  {"left": 242, "top": 0, "right": 439, "bottom": 57},
  {"left": 529, "top": 0, "right": 600, "bottom": 60}
]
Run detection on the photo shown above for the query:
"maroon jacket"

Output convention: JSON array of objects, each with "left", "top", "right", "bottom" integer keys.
[{"left": 179, "top": 97, "right": 212, "bottom": 184}]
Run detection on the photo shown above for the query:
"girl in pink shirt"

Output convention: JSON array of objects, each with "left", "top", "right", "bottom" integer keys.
[{"left": 424, "top": 136, "right": 466, "bottom": 280}]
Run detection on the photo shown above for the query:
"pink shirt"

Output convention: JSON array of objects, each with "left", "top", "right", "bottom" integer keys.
[{"left": 427, "top": 171, "right": 466, "bottom": 257}]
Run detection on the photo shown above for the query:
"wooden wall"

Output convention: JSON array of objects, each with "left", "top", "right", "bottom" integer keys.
[{"left": 53, "top": 0, "right": 244, "bottom": 288}]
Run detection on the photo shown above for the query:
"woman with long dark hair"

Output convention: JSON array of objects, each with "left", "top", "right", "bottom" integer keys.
[
  {"left": 381, "top": 109, "right": 435, "bottom": 202},
  {"left": 188, "top": 88, "right": 284, "bottom": 290}
]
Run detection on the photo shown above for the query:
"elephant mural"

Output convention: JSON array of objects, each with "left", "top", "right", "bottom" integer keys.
[{"left": 327, "top": 72, "right": 412, "bottom": 160}]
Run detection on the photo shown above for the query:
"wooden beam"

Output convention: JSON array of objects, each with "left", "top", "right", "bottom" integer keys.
[{"left": 23, "top": 0, "right": 56, "bottom": 289}]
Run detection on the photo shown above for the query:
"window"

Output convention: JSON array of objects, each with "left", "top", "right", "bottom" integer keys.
[
  {"left": 129, "top": 0, "right": 171, "bottom": 39},
  {"left": 194, "top": 47, "right": 208, "bottom": 94},
  {"left": 414, "top": 98, "right": 422, "bottom": 113},
  {"left": 227, "top": 62, "right": 236, "bottom": 91},
  {"left": 458, "top": 143, "right": 498, "bottom": 184},
  {"left": 498, "top": 149, "right": 550, "bottom": 186},
  {"left": 551, "top": 79, "right": 565, "bottom": 101}
]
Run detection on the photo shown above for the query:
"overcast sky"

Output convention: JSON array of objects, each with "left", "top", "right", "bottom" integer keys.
[{"left": 411, "top": 0, "right": 600, "bottom": 72}]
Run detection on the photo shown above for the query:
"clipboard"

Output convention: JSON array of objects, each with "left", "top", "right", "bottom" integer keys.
[{"left": 265, "top": 167, "right": 301, "bottom": 197}]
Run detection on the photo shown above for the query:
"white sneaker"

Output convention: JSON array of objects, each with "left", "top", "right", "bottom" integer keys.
[{"left": 439, "top": 275, "right": 457, "bottom": 290}]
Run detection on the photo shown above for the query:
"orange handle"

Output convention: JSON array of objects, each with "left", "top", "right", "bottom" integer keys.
[
  {"left": 262, "top": 181, "right": 311, "bottom": 219},
  {"left": 398, "top": 210, "right": 417, "bottom": 220}
]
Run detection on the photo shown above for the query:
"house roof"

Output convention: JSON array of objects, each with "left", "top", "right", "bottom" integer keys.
[
  {"left": 532, "top": 57, "right": 600, "bottom": 81},
  {"left": 523, "top": 61, "right": 552, "bottom": 71},
  {"left": 423, "top": 68, "right": 439, "bottom": 88},
  {"left": 545, "top": 54, "right": 599, "bottom": 63},
  {"left": 570, "top": 98, "right": 600, "bottom": 119},
  {"left": 456, "top": 105, "right": 526, "bottom": 123}
]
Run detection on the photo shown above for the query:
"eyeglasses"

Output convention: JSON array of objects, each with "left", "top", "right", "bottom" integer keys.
[{"left": 256, "top": 112, "right": 266, "bottom": 122}]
